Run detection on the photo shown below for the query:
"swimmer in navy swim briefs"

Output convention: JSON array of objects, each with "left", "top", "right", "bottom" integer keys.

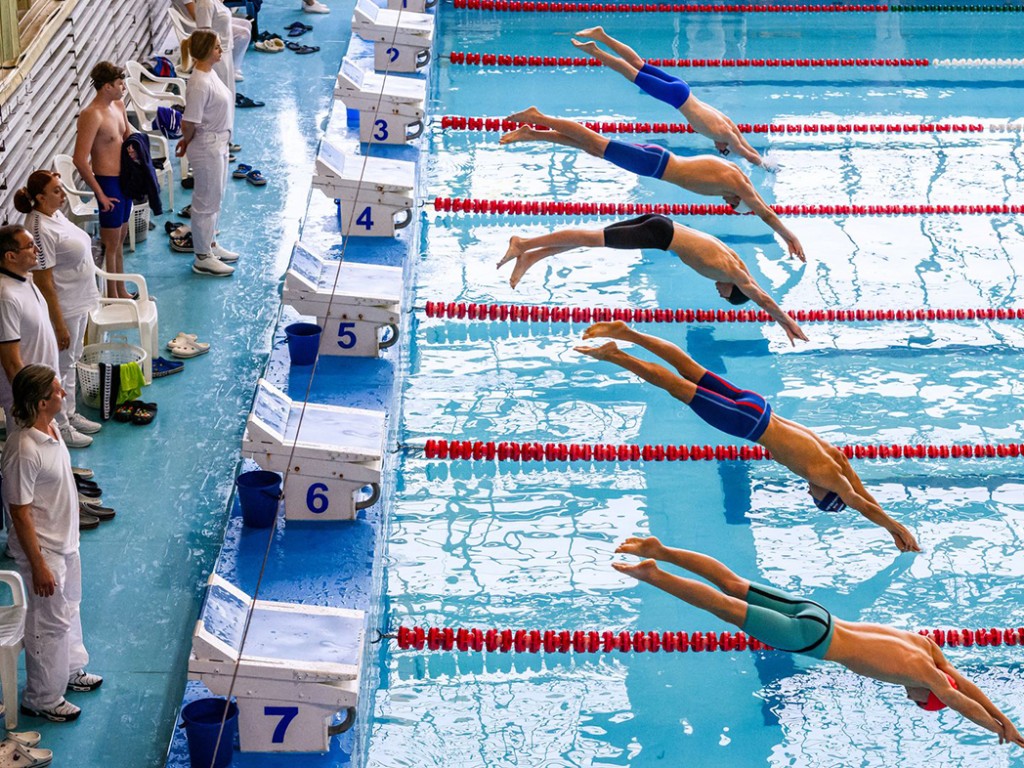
[
  {"left": 571, "top": 27, "right": 765, "bottom": 166},
  {"left": 94, "top": 175, "right": 133, "bottom": 229},
  {"left": 574, "top": 321, "right": 919, "bottom": 552},
  {"left": 499, "top": 107, "right": 804, "bottom": 260},
  {"left": 610, "top": 535, "right": 1024, "bottom": 743}
]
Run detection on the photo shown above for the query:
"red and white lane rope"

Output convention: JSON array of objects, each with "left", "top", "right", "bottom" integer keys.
[
  {"left": 452, "top": 0, "right": 887, "bottom": 12},
  {"left": 432, "top": 197, "right": 1024, "bottom": 217},
  {"left": 423, "top": 302, "right": 1024, "bottom": 325},
  {"left": 393, "top": 626, "right": 1023, "bottom": 653},
  {"left": 421, "top": 439, "right": 1024, "bottom": 462},
  {"left": 447, "top": 52, "right": 931, "bottom": 67}
]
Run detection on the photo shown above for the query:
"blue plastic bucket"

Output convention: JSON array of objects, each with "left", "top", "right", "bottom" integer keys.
[
  {"left": 235, "top": 470, "right": 282, "bottom": 528},
  {"left": 285, "top": 322, "right": 322, "bottom": 366},
  {"left": 180, "top": 697, "right": 238, "bottom": 768}
]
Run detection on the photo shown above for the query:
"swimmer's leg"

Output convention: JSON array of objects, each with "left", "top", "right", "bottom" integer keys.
[
  {"left": 571, "top": 39, "right": 641, "bottom": 81},
  {"left": 574, "top": 27, "right": 645, "bottom": 69},
  {"left": 497, "top": 228, "right": 605, "bottom": 288},
  {"left": 613, "top": 559, "right": 748, "bottom": 627},
  {"left": 582, "top": 322, "right": 706, "bottom": 382},
  {"left": 618, "top": 537, "right": 750, "bottom": 597},
  {"left": 575, "top": 340, "right": 699, "bottom": 404},
  {"left": 502, "top": 108, "right": 610, "bottom": 157}
]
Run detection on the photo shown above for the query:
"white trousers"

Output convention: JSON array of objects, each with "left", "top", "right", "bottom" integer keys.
[
  {"left": 11, "top": 546, "right": 88, "bottom": 709},
  {"left": 231, "top": 17, "right": 251, "bottom": 73},
  {"left": 189, "top": 131, "right": 230, "bottom": 255},
  {"left": 55, "top": 312, "right": 89, "bottom": 428}
]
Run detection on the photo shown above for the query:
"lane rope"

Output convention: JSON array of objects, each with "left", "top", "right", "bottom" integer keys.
[
  {"left": 447, "top": 53, "right": 1024, "bottom": 69},
  {"left": 432, "top": 197, "right": 1024, "bottom": 217},
  {"left": 452, "top": 1, "right": 889, "bottom": 12},
  {"left": 420, "top": 439, "right": 1024, "bottom": 462},
  {"left": 391, "top": 625, "right": 1024, "bottom": 653}
]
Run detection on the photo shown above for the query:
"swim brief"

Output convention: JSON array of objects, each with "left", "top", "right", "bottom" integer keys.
[
  {"left": 95, "top": 175, "right": 133, "bottom": 229},
  {"left": 603, "top": 214, "right": 675, "bottom": 251},
  {"left": 634, "top": 63, "right": 692, "bottom": 109},
  {"left": 813, "top": 490, "right": 848, "bottom": 513},
  {"left": 741, "top": 581, "right": 834, "bottom": 659},
  {"left": 687, "top": 370, "right": 772, "bottom": 442},
  {"left": 603, "top": 140, "right": 671, "bottom": 180}
]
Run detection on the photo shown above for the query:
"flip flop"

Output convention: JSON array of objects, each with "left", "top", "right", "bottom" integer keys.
[
  {"left": 246, "top": 169, "right": 268, "bottom": 186},
  {"left": 179, "top": 203, "right": 192, "bottom": 218},
  {"left": 256, "top": 31, "right": 282, "bottom": 42},
  {"left": 232, "top": 163, "right": 253, "bottom": 179},
  {"left": 168, "top": 339, "right": 209, "bottom": 359},
  {"left": 235, "top": 94, "right": 265, "bottom": 108},
  {"left": 285, "top": 42, "right": 320, "bottom": 54},
  {"left": 286, "top": 22, "right": 313, "bottom": 36}
]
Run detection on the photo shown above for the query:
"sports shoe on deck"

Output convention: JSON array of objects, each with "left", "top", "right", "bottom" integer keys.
[
  {"left": 59, "top": 426, "right": 92, "bottom": 449},
  {"left": 20, "top": 698, "right": 81, "bottom": 723},
  {"left": 67, "top": 670, "right": 103, "bottom": 692},
  {"left": 68, "top": 413, "right": 101, "bottom": 434}
]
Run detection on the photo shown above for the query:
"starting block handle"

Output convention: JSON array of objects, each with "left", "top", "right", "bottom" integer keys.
[
  {"left": 355, "top": 483, "right": 381, "bottom": 510},
  {"left": 416, "top": 49, "right": 431, "bottom": 67},
  {"left": 394, "top": 208, "right": 412, "bottom": 230},
  {"left": 327, "top": 707, "right": 357, "bottom": 737},
  {"left": 379, "top": 323, "right": 400, "bottom": 349}
]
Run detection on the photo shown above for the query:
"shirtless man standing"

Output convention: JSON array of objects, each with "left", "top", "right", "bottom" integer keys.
[
  {"left": 614, "top": 536, "right": 1024, "bottom": 745},
  {"left": 497, "top": 214, "right": 807, "bottom": 345},
  {"left": 571, "top": 27, "right": 765, "bottom": 166},
  {"left": 500, "top": 107, "right": 804, "bottom": 260},
  {"left": 575, "top": 321, "right": 920, "bottom": 552},
  {"left": 73, "top": 61, "right": 133, "bottom": 299}
]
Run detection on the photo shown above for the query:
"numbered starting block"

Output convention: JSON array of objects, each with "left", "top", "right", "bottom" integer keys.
[
  {"left": 352, "top": 0, "right": 434, "bottom": 73},
  {"left": 312, "top": 139, "right": 414, "bottom": 238},
  {"left": 283, "top": 241, "right": 401, "bottom": 357},
  {"left": 242, "top": 379, "right": 385, "bottom": 521},
  {"left": 189, "top": 575, "right": 364, "bottom": 752},
  {"left": 336, "top": 57, "right": 426, "bottom": 145},
  {"left": 386, "top": 0, "right": 437, "bottom": 13}
]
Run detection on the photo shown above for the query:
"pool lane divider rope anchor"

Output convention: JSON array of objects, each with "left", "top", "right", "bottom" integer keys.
[{"left": 385, "top": 626, "right": 1024, "bottom": 654}]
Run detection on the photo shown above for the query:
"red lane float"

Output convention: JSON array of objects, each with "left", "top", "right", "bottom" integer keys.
[
  {"left": 423, "top": 302, "right": 1024, "bottom": 324},
  {"left": 432, "top": 197, "right": 1021, "bottom": 217},
  {"left": 451, "top": 1, "right": 888, "bottom": 12},
  {"left": 448, "top": 52, "right": 930, "bottom": 68},
  {"left": 440, "top": 115, "right": 985, "bottom": 135},
  {"left": 421, "top": 439, "right": 1024, "bottom": 463},
  {"left": 394, "top": 625, "right": 1023, "bottom": 653}
]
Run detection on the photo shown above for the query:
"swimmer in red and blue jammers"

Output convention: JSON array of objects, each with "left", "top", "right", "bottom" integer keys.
[
  {"left": 572, "top": 27, "right": 766, "bottom": 167},
  {"left": 500, "top": 107, "right": 804, "bottom": 260},
  {"left": 496, "top": 214, "right": 808, "bottom": 345},
  {"left": 612, "top": 536, "right": 1024, "bottom": 745},
  {"left": 575, "top": 321, "right": 920, "bottom": 552}
]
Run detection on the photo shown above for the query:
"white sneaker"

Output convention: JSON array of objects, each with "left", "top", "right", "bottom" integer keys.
[
  {"left": 235, "top": 71, "right": 244, "bottom": 82},
  {"left": 59, "top": 425, "right": 93, "bottom": 449},
  {"left": 192, "top": 255, "right": 235, "bottom": 276},
  {"left": 303, "top": 0, "right": 330, "bottom": 12},
  {"left": 211, "top": 242, "right": 239, "bottom": 263},
  {"left": 68, "top": 413, "right": 102, "bottom": 434}
]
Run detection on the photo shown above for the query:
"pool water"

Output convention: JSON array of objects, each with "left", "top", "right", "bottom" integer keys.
[{"left": 367, "top": 10, "right": 1024, "bottom": 768}]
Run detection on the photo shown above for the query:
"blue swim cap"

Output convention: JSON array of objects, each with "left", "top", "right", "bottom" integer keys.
[{"left": 813, "top": 491, "right": 847, "bottom": 512}]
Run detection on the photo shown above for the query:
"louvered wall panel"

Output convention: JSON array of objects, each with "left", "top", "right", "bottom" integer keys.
[{"left": 0, "top": 0, "right": 171, "bottom": 224}]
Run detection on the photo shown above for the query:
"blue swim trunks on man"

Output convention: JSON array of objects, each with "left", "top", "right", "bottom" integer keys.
[
  {"left": 95, "top": 174, "right": 133, "bottom": 229},
  {"left": 603, "top": 140, "right": 671, "bottom": 179},
  {"left": 687, "top": 370, "right": 772, "bottom": 441},
  {"left": 741, "top": 582, "right": 835, "bottom": 659},
  {"left": 634, "top": 63, "right": 692, "bottom": 109}
]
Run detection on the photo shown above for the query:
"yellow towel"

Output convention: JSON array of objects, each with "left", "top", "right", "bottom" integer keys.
[{"left": 118, "top": 361, "right": 146, "bottom": 403}]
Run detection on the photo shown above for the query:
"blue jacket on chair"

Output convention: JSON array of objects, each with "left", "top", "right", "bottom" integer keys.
[{"left": 120, "top": 132, "right": 163, "bottom": 216}]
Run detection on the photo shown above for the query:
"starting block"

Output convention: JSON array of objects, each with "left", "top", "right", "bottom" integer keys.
[
  {"left": 283, "top": 240, "right": 402, "bottom": 357},
  {"left": 336, "top": 57, "right": 426, "bottom": 145},
  {"left": 242, "top": 379, "right": 385, "bottom": 520},
  {"left": 386, "top": 0, "right": 437, "bottom": 12},
  {"left": 189, "top": 574, "right": 364, "bottom": 752},
  {"left": 312, "top": 138, "right": 415, "bottom": 237},
  {"left": 352, "top": 0, "right": 434, "bottom": 73}
]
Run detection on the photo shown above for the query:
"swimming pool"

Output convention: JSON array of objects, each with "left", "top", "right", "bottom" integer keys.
[{"left": 367, "top": 9, "right": 1024, "bottom": 767}]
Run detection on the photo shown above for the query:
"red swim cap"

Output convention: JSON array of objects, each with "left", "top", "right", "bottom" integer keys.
[{"left": 915, "top": 672, "right": 958, "bottom": 711}]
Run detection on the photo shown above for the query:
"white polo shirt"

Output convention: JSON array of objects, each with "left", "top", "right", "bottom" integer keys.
[
  {"left": 2, "top": 423, "right": 79, "bottom": 555},
  {"left": 183, "top": 68, "right": 233, "bottom": 136},
  {"left": 26, "top": 209, "right": 101, "bottom": 318},
  {"left": 0, "top": 269, "right": 60, "bottom": 414}
]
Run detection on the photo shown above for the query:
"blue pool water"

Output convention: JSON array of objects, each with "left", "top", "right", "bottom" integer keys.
[{"left": 367, "top": 10, "right": 1024, "bottom": 768}]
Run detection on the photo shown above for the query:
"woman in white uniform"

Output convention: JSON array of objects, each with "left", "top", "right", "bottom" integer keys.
[
  {"left": 185, "top": 0, "right": 247, "bottom": 90},
  {"left": 177, "top": 30, "right": 239, "bottom": 276},
  {"left": 13, "top": 171, "right": 102, "bottom": 448}
]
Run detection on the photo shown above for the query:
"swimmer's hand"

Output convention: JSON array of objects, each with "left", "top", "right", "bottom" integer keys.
[
  {"left": 889, "top": 523, "right": 921, "bottom": 553},
  {"left": 997, "top": 719, "right": 1024, "bottom": 748},
  {"left": 615, "top": 536, "right": 665, "bottom": 560},
  {"left": 611, "top": 558, "right": 660, "bottom": 582},
  {"left": 785, "top": 236, "right": 806, "bottom": 263},
  {"left": 780, "top": 315, "right": 809, "bottom": 346}
]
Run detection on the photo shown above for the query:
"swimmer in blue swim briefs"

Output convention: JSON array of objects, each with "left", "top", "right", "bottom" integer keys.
[
  {"left": 574, "top": 321, "right": 919, "bottom": 552},
  {"left": 571, "top": 27, "right": 765, "bottom": 167},
  {"left": 612, "top": 536, "right": 1024, "bottom": 744},
  {"left": 500, "top": 107, "right": 804, "bottom": 260}
]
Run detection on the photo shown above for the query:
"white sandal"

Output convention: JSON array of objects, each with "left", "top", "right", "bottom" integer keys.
[
  {"left": 5, "top": 735, "right": 40, "bottom": 749},
  {"left": 166, "top": 338, "right": 209, "bottom": 359},
  {"left": 167, "top": 332, "right": 210, "bottom": 352},
  {"left": 0, "top": 740, "right": 52, "bottom": 768}
]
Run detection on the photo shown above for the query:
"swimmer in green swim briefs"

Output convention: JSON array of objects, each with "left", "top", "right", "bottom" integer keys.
[{"left": 614, "top": 536, "right": 1024, "bottom": 745}]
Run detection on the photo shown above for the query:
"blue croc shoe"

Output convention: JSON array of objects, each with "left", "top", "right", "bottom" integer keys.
[
  {"left": 152, "top": 356, "right": 185, "bottom": 378},
  {"left": 246, "top": 169, "right": 268, "bottom": 186}
]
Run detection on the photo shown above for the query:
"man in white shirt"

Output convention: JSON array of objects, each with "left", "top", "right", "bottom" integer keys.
[
  {"left": 3, "top": 364, "right": 102, "bottom": 723},
  {"left": 0, "top": 226, "right": 60, "bottom": 431}
]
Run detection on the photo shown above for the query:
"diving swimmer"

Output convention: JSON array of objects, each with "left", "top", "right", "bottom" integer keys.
[
  {"left": 496, "top": 214, "right": 808, "bottom": 345},
  {"left": 613, "top": 536, "right": 1024, "bottom": 745},
  {"left": 572, "top": 27, "right": 764, "bottom": 166},
  {"left": 575, "top": 321, "right": 920, "bottom": 552},
  {"left": 500, "top": 107, "right": 804, "bottom": 260}
]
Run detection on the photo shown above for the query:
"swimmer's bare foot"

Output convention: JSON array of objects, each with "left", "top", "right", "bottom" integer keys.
[
  {"left": 574, "top": 340, "right": 621, "bottom": 360},
  {"left": 506, "top": 106, "right": 544, "bottom": 125},
  {"left": 499, "top": 126, "right": 541, "bottom": 145},
  {"left": 570, "top": 39, "right": 601, "bottom": 56},
  {"left": 581, "top": 320, "right": 631, "bottom": 341},
  {"left": 497, "top": 236, "right": 524, "bottom": 268},
  {"left": 615, "top": 536, "right": 665, "bottom": 560},
  {"left": 497, "top": 240, "right": 544, "bottom": 289},
  {"left": 574, "top": 26, "right": 607, "bottom": 41},
  {"left": 612, "top": 558, "right": 660, "bottom": 582}
]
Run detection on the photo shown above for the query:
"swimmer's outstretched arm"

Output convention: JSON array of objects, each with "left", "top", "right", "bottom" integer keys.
[
  {"left": 821, "top": 472, "right": 920, "bottom": 553},
  {"left": 738, "top": 188, "right": 805, "bottom": 262},
  {"left": 729, "top": 272, "right": 808, "bottom": 346},
  {"left": 929, "top": 650, "right": 1024, "bottom": 746}
]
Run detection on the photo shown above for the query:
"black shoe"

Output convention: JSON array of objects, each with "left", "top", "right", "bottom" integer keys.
[
  {"left": 81, "top": 502, "right": 115, "bottom": 522},
  {"left": 181, "top": 176, "right": 194, "bottom": 189},
  {"left": 79, "top": 512, "right": 100, "bottom": 530}
]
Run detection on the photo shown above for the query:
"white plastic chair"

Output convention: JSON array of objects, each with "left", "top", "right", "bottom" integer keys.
[
  {"left": 125, "top": 61, "right": 187, "bottom": 96},
  {"left": 86, "top": 267, "right": 159, "bottom": 384},
  {"left": 0, "top": 571, "right": 27, "bottom": 730},
  {"left": 167, "top": 6, "right": 196, "bottom": 52},
  {"left": 124, "top": 78, "right": 181, "bottom": 209}
]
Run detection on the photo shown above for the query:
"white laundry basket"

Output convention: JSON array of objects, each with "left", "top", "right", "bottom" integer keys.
[{"left": 76, "top": 343, "right": 149, "bottom": 409}]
